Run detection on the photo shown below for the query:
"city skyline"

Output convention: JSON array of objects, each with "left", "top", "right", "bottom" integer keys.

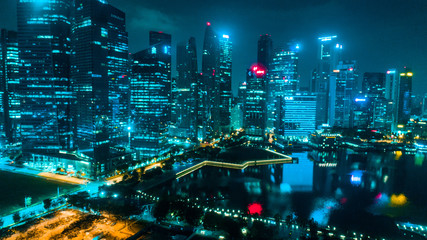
[
  {"left": 2, "top": 1, "right": 427, "bottom": 238},
  {"left": 1, "top": 0, "right": 426, "bottom": 95}
]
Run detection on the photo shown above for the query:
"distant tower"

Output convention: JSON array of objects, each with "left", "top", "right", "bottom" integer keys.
[
  {"left": 313, "top": 36, "right": 342, "bottom": 127},
  {"left": 359, "top": 72, "right": 386, "bottom": 128},
  {"left": 202, "top": 22, "right": 220, "bottom": 138},
  {"left": 0, "top": 29, "right": 19, "bottom": 144},
  {"left": 174, "top": 37, "right": 198, "bottom": 139},
  {"left": 131, "top": 32, "right": 171, "bottom": 158},
  {"left": 397, "top": 68, "right": 413, "bottom": 125},
  {"left": 257, "top": 34, "right": 273, "bottom": 70},
  {"left": 244, "top": 65, "right": 268, "bottom": 138},
  {"left": 268, "top": 43, "right": 300, "bottom": 129},
  {"left": 218, "top": 34, "right": 232, "bottom": 134},
  {"left": 328, "top": 60, "right": 358, "bottom": 128}
]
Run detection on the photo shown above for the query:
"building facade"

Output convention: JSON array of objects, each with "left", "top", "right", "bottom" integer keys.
[
  {"left": 130, "top": 32, "right": 171, "bottom": 158},
  {"left": 328, "top": 60, "right": 358, "bottom": 128},
  {"left": 312, "top": 36, "right": 342, "bottom": 128},
  {"left": 71, "top": 0, "right": 129, "bottom": 176},
  {"left": 17, "top": 0, "right": 73, "bottom": 156},
  {"left": 0, "top": 29, "right": 19, "bottom": 144},
  {"left": 275, "top": 93, "right": 317, "bottom": 139}
]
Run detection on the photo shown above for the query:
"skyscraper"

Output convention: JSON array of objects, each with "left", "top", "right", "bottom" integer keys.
[
  {"left": 313, "top": 36, "right": 342, "bottom": 127},
  {"left": 244, "top": 65, "right": 268, "bottom": 138},
  {"left": 275, "top": 93, "right": 317, "bottom": 139},
  {"left": 72, "top": 0, "right": 129, "bottom": 176},
  {"left": 202, "top": 22, "right": 220, "bottom": 138},
  {"left": 17, "top": 0, "right": 73, "bottom": 155},
  {"left": 397, "top": 68, "right": 413, "bottom": 125},
  {"left": 268, "top": 43, "right": 300, "bottom": 129},
  {"left": 385, "top": 69, "right": 400, "bottom": 130},
  {"left": 218, "top": 34, "right": 232, "bottom": 133},
  {"left": 0, "top": 29, "right": 19, "bottom": 144},
  {"left": 130, "top": 32, "right": 171, "bottom": 158},
  {"left": 328, "top": 60, "right": 358, "bottom": 128},
  {"left": 359, "top": 72, "right": 387, "bottom": 128},
  {"left": 174, "top": 37, "right": 198, "bottom": 139},
  {"left": 362, "top": 72, "right": 386, "bottom": 98},
  {"left": 257, "top": 34, "right": 273, "bottom": 70},
  {"left": 270, "top": 44, "right": 300, "bottom": 95}
]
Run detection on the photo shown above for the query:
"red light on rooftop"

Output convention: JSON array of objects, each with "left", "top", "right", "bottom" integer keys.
[
  {"left": 207, "top": 22, "right": 211, "bottom": 26},
  {"left": 158, "top": 31, "right": 163, "bottom": 33},
  {"left": 251, "top": 64, "right": 267, "bottom": 78},
  {"left": 248, "top": 202, "right": 262, "bottom": 215}
]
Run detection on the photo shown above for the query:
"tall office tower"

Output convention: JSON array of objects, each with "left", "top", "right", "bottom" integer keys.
[
  {"left": 230, "top": 103, "right": 243, "bottom": 131},
  {"left": 174, "top": 37, "right": 198, "bottom": 139},
  {"left": 275, "top": 93, "right": 317, "bottom": 139},
  {"left": 360, "top": 72, "right": 386, "bottom": 128},
  {"left": 244, "top": 65, "right": 268, "bottom": 139},
  {"left": 0, "top": 29, "right": 19, "bottom": 143},
  {"left": 313, "top": 36, "right": 342, "bottom": 127},
  {"left": 237, "top": 81, "right": 247, "bottom": 106},
  {"left": 257, "top": 34, "right": 273, "bottom": 70},
  {"left": 72, "top": 0, "right": 129, "bottom": 176},
  {"left": 218, "top": 34, "right": 232, "bottom": 133},
  {"left": 17, "top": 0, "right": 73, "bottom": 156},
  {"left": 397, "top": 69, "right": 413, "bottom": 125},
  {"left": 186, "top": 38, "right": 199, "bottom": 140},
  {"left": 385, "top": 69, "right": 399, "bottom": 101},
  {"left": 385, "top": 69, "right": 399, "bottom": 129},
  {"left": 268, "top": 43, "right": 300, "bottom": 129},
  {"left": 176, "top": 37, "right": 197, "bottom": 88},
  {"left": 362, "top": 72, "right": 386, "bottom": 98},
  {"left": 270, "top": 43, "right": 300, "bottom": 95},
  {"left": 195, "top": 73, "right": 206, "bottom": 141},
  {"left": 202, "top": 22, "right": 220, "bottom": 138},
  {"left": 328, "top": 60, "right": 358, "bottom": 128},
  {"left": 130, "top": 32, "right": 171, "bottom": 158}
]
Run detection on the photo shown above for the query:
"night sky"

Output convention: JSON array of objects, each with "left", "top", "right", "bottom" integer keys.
[{"left": 1, "top": 0, "right": 427, "bottom": 95}]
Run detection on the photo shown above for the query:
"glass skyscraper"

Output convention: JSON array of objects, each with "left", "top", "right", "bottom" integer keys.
[
  {"left": 312, "top": 36, "right": 342, "bottom": 127},
  {"left": 0, "top": 29, "right": 20, "bottom": 144},
  {"left": 398, "top": 68, "right": 413, "bottom": 125},
  {"left": 267, "top": 43, "right": 300, "bottom": 130},
  {"left": 17, "top": 0, "right": 73, "bottom": 155},
  {"left": 202, "top": 22, "right": 220, "bottom": 138},
  {"left": 257, "top": 34, "right": 273, "bottom": 70},
  {"left": 130, "top": 32, "right": 171, "bottom": 158},
  {"left": 328, "top": 60, "right": 358, "bottom": 128},
  {"left": 174, "top": 37, "right": 198, "bottom": 139},
  {"left": 275, "top": 93, "right": 317, "bottom": 139},
  {"left": 218, "top": 34, "right": 232, "bottom": 134},
  {"left": 71, "top": 0, "right": 129, "bottom": 176},
  {"left": 244, "top": 65, "right": 267, "bottom": 138}
]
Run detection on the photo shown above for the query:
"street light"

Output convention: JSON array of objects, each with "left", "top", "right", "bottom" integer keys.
[{"left": 127, "top": 126, "right": 131, "bottom": 147}]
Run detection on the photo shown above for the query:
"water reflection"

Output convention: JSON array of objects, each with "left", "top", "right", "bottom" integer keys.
[{"left": 149, "top": 149, "right": 427, "bottom": 224}]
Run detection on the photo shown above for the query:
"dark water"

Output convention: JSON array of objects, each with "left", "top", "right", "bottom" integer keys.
[
  {"left": 150, "top": 149, "right": 427, "bottom": 228},
  {"left": 0, "top": 171, "right": 78, "bottom": 216}
]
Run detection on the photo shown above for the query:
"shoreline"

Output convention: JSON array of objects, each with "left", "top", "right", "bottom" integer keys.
[{"left": 0, "top": 165, "right": 87, "bottom": 185}]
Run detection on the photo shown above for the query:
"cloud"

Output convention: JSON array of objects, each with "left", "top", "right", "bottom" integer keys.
[{"left": 128, "top": 7, "right": 179, "bottom": 33}]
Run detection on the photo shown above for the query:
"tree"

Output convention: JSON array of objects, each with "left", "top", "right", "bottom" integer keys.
[
  {"left": 184, "top": 207, "right": 203, "bottom": 226},
  {"left": 43, "top": 198, "right": 52, "bottom": 210},
  {"left": 153, "top": 198, "right": 170, "bottom": 221},
  {"left": 273, "top": 213, "right": 282, "bottom": 228},
  {"left": 248, "top": 220, "right": 271, "bottom": 240},
  {"left": 202, "top": 212, "right": 222, "bottom": 230},
  {"left": 308, "top": 218, "right": 319, "bottom": 240},
  {"left": 12, "top": 212, "right": 20, "bottom": 223}
]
